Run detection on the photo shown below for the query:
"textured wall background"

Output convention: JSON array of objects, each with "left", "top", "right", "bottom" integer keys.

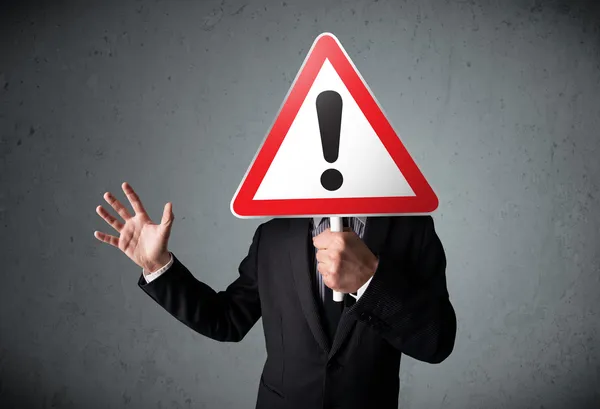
[{"left": 1, "top": 0, "right": 599, "bottom": 408}]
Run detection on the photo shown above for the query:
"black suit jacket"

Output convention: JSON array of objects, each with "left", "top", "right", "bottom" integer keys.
[{"left": 138, "top": 216, "right": 456, "bottom": 409}]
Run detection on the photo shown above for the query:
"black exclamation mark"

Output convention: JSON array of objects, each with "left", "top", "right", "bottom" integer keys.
[{"left": 316, "top": 90, "right": 343, "bottom": 191}]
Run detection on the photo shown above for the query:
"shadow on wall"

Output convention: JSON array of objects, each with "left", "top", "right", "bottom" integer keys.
[
  {"left": 0, "top": 345, "right": 77, "bottom": 409},
  {"left": 521, "top": 0, "right": 600, "bottom": 40},
  {"left": 1, "top": 385, "right": 77, "bottom": 409},
  {"left": 1, "top": 361, "right": 599, "bottom": 409}
]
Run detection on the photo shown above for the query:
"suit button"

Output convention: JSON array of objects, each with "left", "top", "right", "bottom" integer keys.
[{"left": 361, "top": 312, "right": 373, "bottom": 322}]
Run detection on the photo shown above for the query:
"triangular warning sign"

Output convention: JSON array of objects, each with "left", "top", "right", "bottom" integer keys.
[{"left": 231, "top": 32, "right": 438, "bottom": 218}]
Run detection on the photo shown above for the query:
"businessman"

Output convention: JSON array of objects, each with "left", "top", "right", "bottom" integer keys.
[{"left": 94, "top": 182, "right": 456, "bottom": 409}]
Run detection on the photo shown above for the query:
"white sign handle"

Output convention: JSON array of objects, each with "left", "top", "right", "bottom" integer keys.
[{"left": 329, "top": 217, "right": 345, "bottom": 302}]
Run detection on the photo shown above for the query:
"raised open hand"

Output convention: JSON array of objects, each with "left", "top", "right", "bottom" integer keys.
[{"left": 94, "top": 182, "right": 174, "bottom": 273}]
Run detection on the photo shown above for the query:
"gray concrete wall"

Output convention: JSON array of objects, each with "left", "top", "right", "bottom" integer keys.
[{"left": 1, "top": 0, "right": 599, "bottom": 408}]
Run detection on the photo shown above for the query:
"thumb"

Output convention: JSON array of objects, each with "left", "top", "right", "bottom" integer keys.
[{"left": 161, "top": 202, "right": 174, "bottom": 226}]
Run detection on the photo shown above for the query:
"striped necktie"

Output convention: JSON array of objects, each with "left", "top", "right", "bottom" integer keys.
[{"left": 321, "top": 217, "right": 349, "bottom": 341}]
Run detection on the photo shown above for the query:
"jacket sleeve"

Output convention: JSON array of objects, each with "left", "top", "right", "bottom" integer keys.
[
  {"left": 137, "top": 224, "right": 263, "bottom": 342},
  {"left": 348, "top": 216, "right": 456, "bottom": 363}
]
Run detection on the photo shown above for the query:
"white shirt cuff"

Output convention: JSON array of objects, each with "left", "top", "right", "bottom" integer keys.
[
  {"left": 356, "top": 275, "right": 374, "bottom": 300},
  {"left": 142, "top": 252, "right": 174, "bottom": 283},
  {"left": 348, "top": 275, "right": 374, "bottom": 300}
]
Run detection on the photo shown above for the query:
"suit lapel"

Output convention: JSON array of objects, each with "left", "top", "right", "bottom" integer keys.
[
  {"left": 287, "top": 216, "right": 392, "bottom": 359},
  {"left": 288, "top": 218, "right": 331, "bottom": 353},
  {"left": 328, "top": 216, "right": 392, "bottom": 359}
]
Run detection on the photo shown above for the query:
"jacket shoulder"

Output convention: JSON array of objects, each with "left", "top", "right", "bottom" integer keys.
[
  {"left": 259, "top": 217, "right": 288, "bottom": 230},
  {"left": 253, "top": 218, "right": 293, "bottom": 240},
  {"left": 389, "top": 215, "right": 434, "bottom": 230}
]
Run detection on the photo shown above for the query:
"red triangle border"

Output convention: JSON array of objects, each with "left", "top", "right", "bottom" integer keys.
[{"left": 231, "top": 33, "right": 438, "bottom": 218}]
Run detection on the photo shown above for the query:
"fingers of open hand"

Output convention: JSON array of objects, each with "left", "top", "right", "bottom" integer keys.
[
  {"left": 103, "top": 191, "right": 133, "bottom": 220},
  {"left": 94, "top": 230, "right": 119, "bottom": 248},
  {"left": 95, "top": 182, "right": 152, "bottom": 249},
  {"left": 121, "top": 182, "right": 147, "bottom": 216},
  {"left": 96, "top": 205, "right": 124, "bottom": 232},
  {"left": 161, "top": 202, "right": 173, "bottom": 225}
]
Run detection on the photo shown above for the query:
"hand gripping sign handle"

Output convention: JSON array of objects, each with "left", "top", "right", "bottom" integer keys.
[{"left": 329, "top": 217, "right": 345, "bottom": 302}]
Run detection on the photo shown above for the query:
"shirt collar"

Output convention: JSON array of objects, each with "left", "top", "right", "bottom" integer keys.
[{"left": 312, "top": 216, "right": 367, "bottom": 227}]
